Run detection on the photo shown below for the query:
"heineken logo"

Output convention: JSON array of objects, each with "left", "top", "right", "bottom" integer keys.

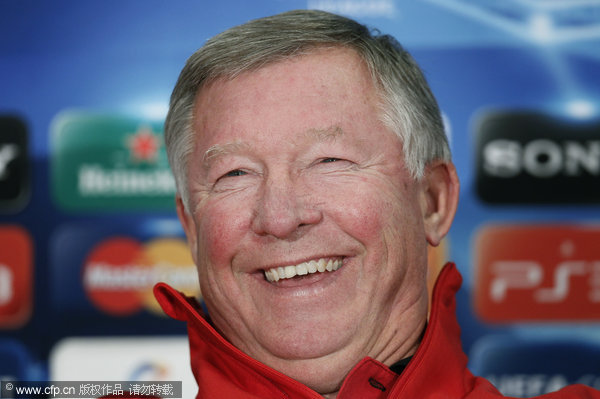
[
  {"left": 127, "top": 126, "right": 160, "bottom": 163},
  {"left": 78, "top": 166, "right": 174, "bottom": 197},
  {"left": 51, "top": 111, "right": 176, "bottom": 211}
]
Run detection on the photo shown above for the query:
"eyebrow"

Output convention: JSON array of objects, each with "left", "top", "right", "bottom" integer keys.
[
  {"left": 201, "top": 125, "right": 346, "bottom": 170},
  {"left": 305, "top": 126, "right": 345, "bottom": 142},
  {"left": 202, "top": 141, "right": 249, "bottom": 169}
]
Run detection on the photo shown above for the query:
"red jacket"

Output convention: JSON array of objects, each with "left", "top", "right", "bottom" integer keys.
[{"left": 154, "top": 264, "right": 600, "bottom": 398}]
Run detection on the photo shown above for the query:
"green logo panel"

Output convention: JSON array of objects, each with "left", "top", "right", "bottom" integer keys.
[{"left": 51, "top": 111, "right": 176, "bottom": 212}]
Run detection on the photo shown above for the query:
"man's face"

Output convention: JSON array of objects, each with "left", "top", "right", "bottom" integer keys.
[{"left": 179, "top": 48, "right": 432, "bottom": 390}]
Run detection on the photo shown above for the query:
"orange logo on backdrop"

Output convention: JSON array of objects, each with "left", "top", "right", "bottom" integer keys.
[{"left": 474, "top": 225, "right": 600, "bottom": 322}]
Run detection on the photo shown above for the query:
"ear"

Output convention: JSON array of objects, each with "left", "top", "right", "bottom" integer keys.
[
  {"left": 176, "top": 194, "right": 199, "bottom": 265},
  {"left": 419, "top": 161, "right": 460, "bottom": 247}
]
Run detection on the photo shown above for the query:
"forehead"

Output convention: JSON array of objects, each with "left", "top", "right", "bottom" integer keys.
[{"left": 191, "top": 47, "right": 387, "bottom": 150}]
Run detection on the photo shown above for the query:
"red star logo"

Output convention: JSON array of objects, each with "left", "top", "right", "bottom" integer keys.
[{"left": 127, "top": 126, "right": 160, "bottom": 162}]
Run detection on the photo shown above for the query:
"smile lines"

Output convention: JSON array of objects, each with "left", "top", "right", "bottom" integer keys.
[{"left": 264, "top": 258, "right": 342, "bottom": 282}]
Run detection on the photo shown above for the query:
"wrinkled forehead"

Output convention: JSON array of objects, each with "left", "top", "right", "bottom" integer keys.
[
  {"left": 192, "top": 44, "right": 383, "bottom": 112},
  {"left": 193, "top": 48, "right": 379, "bottom": 124},
  {"left": 190, "top": 47, "right": 387, "bottom": 143}
]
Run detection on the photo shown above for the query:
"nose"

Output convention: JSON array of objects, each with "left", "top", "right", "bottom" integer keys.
[{"left": 251, "top": 172, "right": 322, "bottom": 239}]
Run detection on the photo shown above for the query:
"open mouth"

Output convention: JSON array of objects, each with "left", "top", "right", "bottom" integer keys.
[{"left": 264, "top": 258, "right": 343, "bottom": 283}]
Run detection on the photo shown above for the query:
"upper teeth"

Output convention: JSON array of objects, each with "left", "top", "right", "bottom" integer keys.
[{"left": 264, "top": 258, "right": 342, "bottom": 282}]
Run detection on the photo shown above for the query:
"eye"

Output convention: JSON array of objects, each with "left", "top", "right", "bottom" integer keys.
[
  {"left": 215, "top": 169, "right": 248, "bottom": 183},
  {"left": 222, "top": 169, "right": 247, "bottom": 178},
  {"left": 320, "top": 157, "right": 341, "bottom": 163},
  {"left": 314, "top": 157, "right": 355, "bottom": 172},
  {"left": 211, "top": 168, "right": 253, "bottom": 192}
]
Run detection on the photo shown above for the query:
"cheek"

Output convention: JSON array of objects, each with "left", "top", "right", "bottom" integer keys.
[
  {"left": 339, "top": 196, "right": 385, "bottom": 241},
  {"left": 327, "top": 201, "right": 388, "bottom": 263},
  {"left": 196, "top": 201, "right": 250, "bottom": 266},
  {"left": 332, "top": 179, "right": 423, "bottom": 251}
]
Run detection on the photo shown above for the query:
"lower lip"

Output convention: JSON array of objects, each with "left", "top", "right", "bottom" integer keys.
[{"left": 266, "top": 270, "right": 336, "bottom": 287}]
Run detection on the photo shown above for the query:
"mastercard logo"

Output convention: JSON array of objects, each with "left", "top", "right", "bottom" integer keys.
[{"left": 82, "top": 237, "right": 199, "bottom": 316}]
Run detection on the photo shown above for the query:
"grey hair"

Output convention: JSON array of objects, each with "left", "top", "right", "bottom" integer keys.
[{"left": 164, "top": 9, "right": 450, "bottom": 211}]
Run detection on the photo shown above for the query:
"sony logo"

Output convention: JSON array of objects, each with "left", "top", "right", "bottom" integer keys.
[
  {"left": 483, "top": 139, "right": 600, "bottom": 178},
  {"left": 0, "top": 144, "right": 19, "bottom": 181},
  {"left": 0, "top": 116, "right": 28, "bottom": 212},
  {"left": 475, "top": 111, "right": 600, "bottom": 203}
]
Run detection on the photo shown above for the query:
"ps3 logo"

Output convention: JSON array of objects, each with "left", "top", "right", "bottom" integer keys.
[
  {"left": 0, "top": 226, "right": 32, "bottom": 328},
  {"left": 0, "top": 264, "right": 13, "bottom": 306},
  {"left": 489, "top": 259, "right": 600, "bottom": 304},
  {"left": 474, "top": 225, "right": 600, "bottom": 322}
]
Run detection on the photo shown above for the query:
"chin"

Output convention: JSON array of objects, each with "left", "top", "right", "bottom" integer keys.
[
  {"left": 256, "top": 320, "right": 354, "bottom": 358},
  {"left": 267, "top": 353, "right": 353, "bottom": 396}
]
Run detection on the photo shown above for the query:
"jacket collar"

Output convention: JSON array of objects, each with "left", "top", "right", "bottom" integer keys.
[{"left": 154, "top": 263, "right": 470, "bottom": 398}]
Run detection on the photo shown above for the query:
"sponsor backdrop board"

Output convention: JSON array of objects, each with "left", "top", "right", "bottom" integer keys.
[
  {"left": 50, "top": 337, "right": 197, "bottom": 399},
  {"left": 1, "top": 0, "right": 600, "bottom": 396}
]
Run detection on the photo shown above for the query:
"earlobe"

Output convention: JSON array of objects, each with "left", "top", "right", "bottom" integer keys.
[
  {"left": 176, "top": 195, "right": 198, "bottom": 265},
  {"left": 420, "top": 161, "right": 460, "bottom": 247}
]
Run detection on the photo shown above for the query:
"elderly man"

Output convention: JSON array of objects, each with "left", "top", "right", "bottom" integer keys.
[{"left": 153, "top": 10, "right": 600, "bottom": 399}]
